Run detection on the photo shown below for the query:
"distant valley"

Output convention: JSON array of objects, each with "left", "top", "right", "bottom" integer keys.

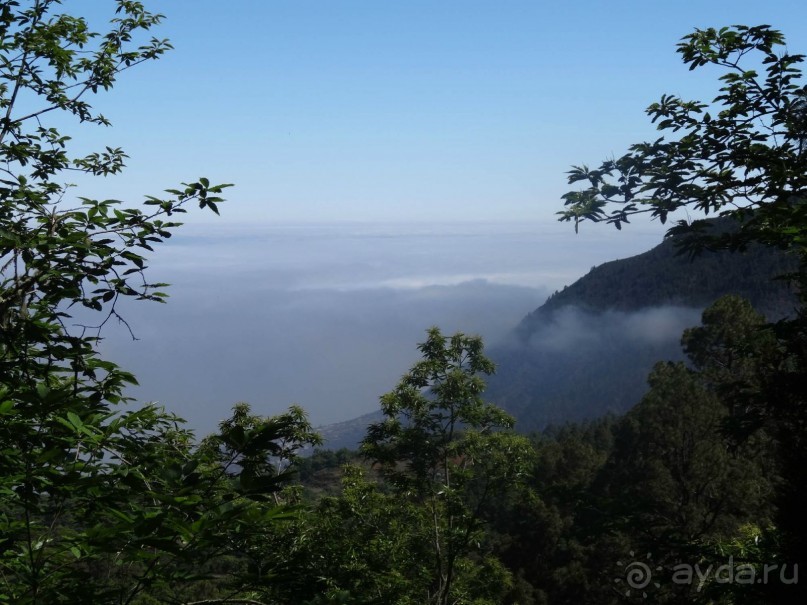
[{"left": 321, "top": 227, "right": 799, "bottom": 446}]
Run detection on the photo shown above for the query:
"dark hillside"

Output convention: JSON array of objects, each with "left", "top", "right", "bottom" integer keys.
[
  {"left": 488, "top": 227, "right": 798, "bottom": 434},
  {"left": 520, "top": 233, "right": 798, "bottom": 335},
  {"left": 319, "top": 227, "right": 799, "bottom": 445}
]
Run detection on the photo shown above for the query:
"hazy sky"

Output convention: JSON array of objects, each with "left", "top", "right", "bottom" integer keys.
[
  {"left": 97, "top": 222, "right": 667, "bottom": 432},
  {"left": 67, "top": 0, "right": 807, "bottom": 225},
  {"left": 49, "top": 1, "right": 807, "bottom": 434}
]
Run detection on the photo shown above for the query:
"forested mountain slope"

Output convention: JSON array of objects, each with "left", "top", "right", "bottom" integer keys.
[
  {"left": 486, "top": 227, "right": 799, "bottom": 433},
  {"left": 321, "top": 227, "right": 798, "bottom": 446},
  {"left": 523, "top": 226, "right": 798, "bottom": 329}
]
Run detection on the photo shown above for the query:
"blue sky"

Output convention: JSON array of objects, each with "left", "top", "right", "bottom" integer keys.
[
  {"left": 71, "top": 0, "right": 807, "bottom": 225},
  {"left": 56, "top": 0, "right": 807, "bottom": 430}
]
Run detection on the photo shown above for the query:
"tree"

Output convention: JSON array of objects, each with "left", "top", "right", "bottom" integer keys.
[
  {"left": 681, "top": 295, "right": 779, "bottom": 438},
  {"left": 0, "top": 2, "right": 322, "bottom": 603},
  {"left": 483, "top": 418, "right": 620, "bottom": 605},
  {"left": 361, "top": 327, "right": 534, "bottom": 605},
  {"left": 558, "top": 26, "right": 807, "bottom": 598},
  {"left": 558, "top": 25, "right": 807, "bottom": 257},
  {"left": 278, "top": 465, "right": 435, "bottom": 605},
  {"left": 610, "top": 362, "right": 770, "bottom": 542}
]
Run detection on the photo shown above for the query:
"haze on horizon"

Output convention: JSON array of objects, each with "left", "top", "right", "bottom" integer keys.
[
  {"left": 70, "top": 0, "right": 807, "bottom": 434},
  {"left": 98, "top": 221, "right": 670, "bottom": 434}
]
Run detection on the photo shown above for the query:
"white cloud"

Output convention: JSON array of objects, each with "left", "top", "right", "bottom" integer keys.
[{"left": 95, "top": 222, "right": 666, "bottom": 434}]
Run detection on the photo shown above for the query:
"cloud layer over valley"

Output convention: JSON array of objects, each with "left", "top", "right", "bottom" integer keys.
[{"left": 96, "top": 221, "right": 669, "bottom": 434}]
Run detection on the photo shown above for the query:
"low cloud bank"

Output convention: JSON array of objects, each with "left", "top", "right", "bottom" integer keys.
[
  {"left": 524, "top": 305, "right": 703, "bottom": 352},
  {"left": 487, "top": 305, "right": 704, "bottom": 431},
  {"left": 91, "top": 222, "right": 669, "bottom": 435},
  {"left": 100, "top": 277, "right": 546, "bottom": 434}
]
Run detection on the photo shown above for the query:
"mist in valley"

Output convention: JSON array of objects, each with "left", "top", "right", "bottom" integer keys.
[{"left": 96, "top": 221, "right": 669, "bottom": 434}]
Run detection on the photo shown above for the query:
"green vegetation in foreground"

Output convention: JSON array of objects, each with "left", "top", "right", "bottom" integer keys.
[{"left": 0, "top": 4, "right": 805, "bottom": 603}]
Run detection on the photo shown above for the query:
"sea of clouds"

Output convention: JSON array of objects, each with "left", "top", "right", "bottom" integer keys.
[{"left": 96, "top": 221, "right": 667, "bottom": 434}]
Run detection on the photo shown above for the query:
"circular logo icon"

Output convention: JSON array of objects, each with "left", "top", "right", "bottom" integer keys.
[{"left": 615, "top": 551, "right": 662, "bottom": 598}]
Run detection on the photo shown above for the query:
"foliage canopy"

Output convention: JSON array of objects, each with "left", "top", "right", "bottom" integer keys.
[
  {"left": 0, "top": 3, "right": 326, "bottom": 603},
  {"left": 559, "top": 25, "right": 807, "bottom": 256}
]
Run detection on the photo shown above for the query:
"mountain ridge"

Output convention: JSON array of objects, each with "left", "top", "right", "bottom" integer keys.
[{"left": 321, "top": 226, "right": 799, "bottom": 447}]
